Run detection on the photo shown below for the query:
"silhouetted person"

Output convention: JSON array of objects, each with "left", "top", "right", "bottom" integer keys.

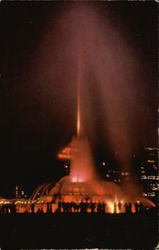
[
  {"left": 80, "top": 201, "right": 84, "bottom": 213},
  {"left": 94, "top": 202, "right": 97, "bottom": 213},
  {"left": 62, "top": 202, "right": 66, "bottom": 213},
  {"left": 139, "top": 202, "right": 144, "bottom": 213},
  {"left": 31, "top": 203, "right": 35, "bottom": 213},
  {"left": 97, "top": 203, "right": 102, "bottom": 213},
  {"left": 3, "top": 205, "right": 7, "bottom": 214},
  {"left": 135, "top": 202, "right": 139, "bottom": 213},
  {"left": 11, "top": 204, "right": 16, "bottom": 214},
  {"left": 114, "top": 202, "right": 118, "bottom": 214},
  {"left": 47, "top": 202, "right": 51, "bottom": 213},
  {"left": 65, "top": 202, "right": 70, "bottom": 213},
  {"left": 118, "top": 201, "right": 122, "bottom": 212},
  {"left": 83, "top": 202, "right": 88, "bottom": 213},
  {"left": 68, "top": 202, "right": 71, "bottom": 213},
  {"left": 70, "top": 202, "right": 74, "bottom": 213},
  {"left": 91, "top": 202, "right": 95, "bottom": 213},
  {"left": 64, "top": 202, "right": 67, "bottom": 213},
  {"left": 128, "top": 203, "right": 132, "bottom": 214},
  {"left": 124, "top": 203, "right": 129, "bottom": 214},
  {"left": 61, "top": 202, "right": 65, "bottom": 212},
  {"left": 1, "top": 205, "right": 4, "bottom": 214},
  {"left": 101, "top": 202, "right": 105, "bottom": 213},
  {"left": 74, "top": 203, "right": 77, "bottom": 212},
  {"left": 58, "top": 201, "right": 62, "bottom": 213}
]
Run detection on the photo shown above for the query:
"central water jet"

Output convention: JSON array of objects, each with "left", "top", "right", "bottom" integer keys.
[{"left": 77, "top": 48, "right": 81, "bottom": 138}]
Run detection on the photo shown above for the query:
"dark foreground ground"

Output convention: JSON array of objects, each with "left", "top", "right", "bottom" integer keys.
[{"left": 0, "top": 209, "right": 158, "bottom": 249}]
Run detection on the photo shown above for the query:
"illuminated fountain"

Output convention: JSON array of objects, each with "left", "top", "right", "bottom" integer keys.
[
  {"left": 26, "top": 49, "right": 155, "bottom": 215},
  {"left": 28, "top": 133, "right": 155, "bottom": 214},
  {"left": 13, "top": 130, "right": 155, "bottom": 214}
]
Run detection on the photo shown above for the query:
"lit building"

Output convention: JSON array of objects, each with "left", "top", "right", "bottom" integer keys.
[
  {"left": 100, "top": 161, "right": 130, "bottom": 184},
  {"left": 15, "top": 185, "right": 27, "bottom": 198},
  {"left": 139, "top": 147, "right": 158, "bottom": 202}
]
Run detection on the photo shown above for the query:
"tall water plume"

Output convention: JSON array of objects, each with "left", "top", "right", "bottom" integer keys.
[{"left": 32, "top": 3, "right": 156, "bottom": 199}]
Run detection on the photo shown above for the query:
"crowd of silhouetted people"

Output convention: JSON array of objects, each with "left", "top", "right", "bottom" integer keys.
[
  {"left": 31, "top": 200, "right": 150, "bottom": 215},
  {"left": 0, "top": 200, "right": 152, "bottom": 215},
  {"left": 0, "top": 204, "right": 17, "bottom": 214},
  {"left": 57, "top": 201, "right": 106, "bottom": 214},
  {"left": 56, "top": 201, "right": 147, "bottom": 214},
  {"left": 124, "top": 202, "right": 145, "bottom": 214}
]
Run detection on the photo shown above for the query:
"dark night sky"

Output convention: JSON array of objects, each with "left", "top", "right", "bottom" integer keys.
[{"left": 0, "top": 2, "right": 158, "bottom": 196}]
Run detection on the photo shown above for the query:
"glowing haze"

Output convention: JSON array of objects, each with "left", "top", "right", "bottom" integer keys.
[{"left": 32, "top": 3, "right": 156, "bottom": 181}]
